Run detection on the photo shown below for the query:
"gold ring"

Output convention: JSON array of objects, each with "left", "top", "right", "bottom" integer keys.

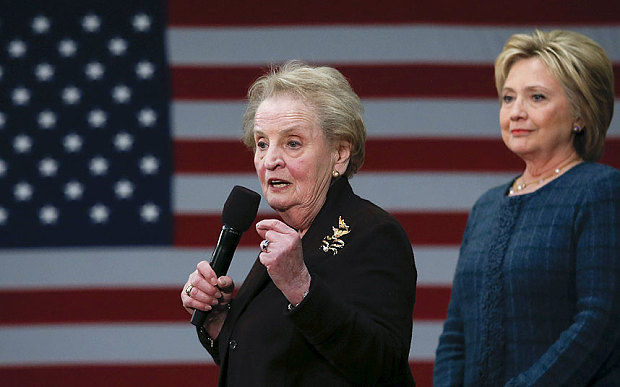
[{"left": 185, "top": 284, "right": 194, "bottom": 297}]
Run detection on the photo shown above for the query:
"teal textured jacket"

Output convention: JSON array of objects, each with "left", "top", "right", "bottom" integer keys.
[{"left": 434, "top": 162, "right": 620, "bottom": 386}]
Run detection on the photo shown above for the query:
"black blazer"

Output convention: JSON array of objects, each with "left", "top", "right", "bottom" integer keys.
[{"left": 198, "top": 177, "right": 417, "bottom": 386}]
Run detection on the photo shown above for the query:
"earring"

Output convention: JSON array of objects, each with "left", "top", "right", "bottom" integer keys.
[
  {"left": 572, "top": 125, "right": 581, "bottom": 133},
  {"left": 332, "top": 170, "right": 340, "bottom": 178}
]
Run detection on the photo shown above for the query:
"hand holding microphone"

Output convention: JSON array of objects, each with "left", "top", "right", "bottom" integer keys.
[{"left": 182, "top": 186, "right": 260, "bottom": 328}]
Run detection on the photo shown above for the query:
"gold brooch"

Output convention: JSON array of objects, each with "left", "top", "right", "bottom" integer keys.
[{"left": 321, "top": 216, "right": 350, "bottom": 255}]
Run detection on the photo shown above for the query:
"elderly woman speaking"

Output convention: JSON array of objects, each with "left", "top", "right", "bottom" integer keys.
[
  {"left": 181, "top": 61, "right": 417, "bottom": 386},
  {"left": 434, "top": 30, "right": 620, "bottom": 385}
]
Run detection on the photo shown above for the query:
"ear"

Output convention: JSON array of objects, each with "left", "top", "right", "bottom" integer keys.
[
  {"left": 333, "top": 141, "right": 351, "bottom": 175},
  {"left": 573, "top": 117, "right": 586, "bottom": 131}
]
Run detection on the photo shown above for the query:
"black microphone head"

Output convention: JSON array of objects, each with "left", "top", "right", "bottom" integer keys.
[{"left": 222, "top": 185, "right": 261, "bottom": 231}]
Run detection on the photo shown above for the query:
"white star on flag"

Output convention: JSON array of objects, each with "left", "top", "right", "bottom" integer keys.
[
  {"left": 89, "top": 204, "right": 109, "bottom": 224},
  {"left": 64, "top": 181, "right": 84, "bottom": 200},
  {"left": 39, "top": 158, "right": 59, "bottom": 177},
  {"left": 139, "top": 155, "right": 159, "bottom": 175},
  {"left": 87, "top": 109, "right": 107, "bottom": 128},
  {"left": 62, "top": 86, "right": 82, "bottom": 105},
  {"left": 58, "top": 38, "right": 77, "bottom": 57},
  {"left": 89, "top": 156, "right": 109, "bottom": 176},
  {"left": 31, "top": 15, "right": 51, "bottom": 33},
  {"left": 135, "top": 61, "right": 155, "bottom": 79},
  {"left": 0, "top": 208, "right": 7, "bottom": 225},
  {"left": 137, "top": 108, "right": 157, "bottom": 127},
  {"left": 38, "top": 110, "right": 57, "bottom": 129},
  {"left": 114, "top": 132, "right": 133, "bottom": 151},
  {"left": 39, "top": 205, "right": 59, "bottom": 225},
  {"left": 114, "top": 179, "right": 135, "bottom": 199},
  {"left": 140, "top": 202, "right": 160, "bottom": 222},
  {"left": 112, "top": 85, "right": 132, "bottom": 103},
  {"left": 8, "top": 39, "right": 27, "bottom": 58},
  {"left": 63, "top": 133, "right": 83, "bottom": 152},
  {"left": 14, "top": 182, "right": 34, "bottom": 202},
  {"left": 12, "top": 87, "right": 31, "bottom": 105},
  {"left": 35, "top": 63, "right": 55, "bottom": 81},
  {"left": 85, "top": 62, "right": 104, "bottom": 80},
  {"left": 13, "top": 135, "right": 33, "bottom": 153},
  {"left": 132, "top": 14, "right": 152, "bottom": 32},
  {"left": 82, "top": 14, "right": 101, "bottom": 32},
  {"left": 108, "top": 38, "right": 128, "bottom": 56}
]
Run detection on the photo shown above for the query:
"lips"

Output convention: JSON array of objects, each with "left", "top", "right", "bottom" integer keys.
[
  {"left": 267, "top": 178, "right": 291, "bottom": 188},
  {"left": 510, "top": 128, "right": 533, "bottom": 135}
]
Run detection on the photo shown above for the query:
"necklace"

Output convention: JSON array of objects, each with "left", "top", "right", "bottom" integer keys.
[{"left": 509, "top": 158, "right": 581, "bottom": 195}]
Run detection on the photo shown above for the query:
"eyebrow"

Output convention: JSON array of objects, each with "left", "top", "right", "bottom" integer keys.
[
  {"left": 253, "top": 127, "right": 303, "bottom": 137},
  {"left": 502, "top": 85, "right": 553, "bottom": 94}
]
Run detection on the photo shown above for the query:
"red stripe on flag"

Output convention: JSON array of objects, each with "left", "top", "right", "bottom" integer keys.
[
  {"left": 0, "top": 288, "right": 189, "bottom": 325},
  {"left": 0, "top": 364, "right": 219, "bottom": 387},
  {"left": 0, "top": 286, "right": 448, "bottom": 325},
  {"left": 0, "top": 362, "right": 434, "bottom": 387},
  {"left": 171, "top": 64, "right": 497, "bottom": 100},
  {"left": 173, "top": 213, "right": 264, "bottom": 247},
  {"left": 174, "top": 140, "right": 254, "bottom": 174},
  {"left": 394, "top": 212, "right": 468, "bottom": 246},
  {"left": 168, "top": 0, "right": 620, "bottom": 26},
  {"left": 172, "top": 65, "right": 620, "bottom": 100},
  {"left": 413, "top": 286, "right": 452, "bottom": 321},
  {"left": 171, "top": 66, "right": 265, "bottom": 101},
  {"left": 364, "top": 138, "right": 522, "bottom": 172},
  {"left": 174, "top": 212, "right": 468, "bottom": 247},
  {"left": 412, "top": 361, "right": 435, "bottom": 387},
  {"left": 174, "top": 138, "right": 620, "bottom": 174}
]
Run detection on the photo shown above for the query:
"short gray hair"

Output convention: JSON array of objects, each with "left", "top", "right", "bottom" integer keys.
[{"left": 242, "top": 60, "right": 366, "bottom": 177}]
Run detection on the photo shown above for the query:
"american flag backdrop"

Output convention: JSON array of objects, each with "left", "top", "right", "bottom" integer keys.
[{"left": 1, "top": 1, "right": 619, "bottom": 386}]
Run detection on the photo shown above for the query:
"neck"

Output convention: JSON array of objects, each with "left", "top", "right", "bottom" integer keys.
[
  {"left": 521, "top": 149, "right": 580, "bottom": 179},
  {"left": 510, "top": 153, "right": 582, "bottom": 195},
  {"left": 278, "top": 197, "right": 326, "bottom": 238}
]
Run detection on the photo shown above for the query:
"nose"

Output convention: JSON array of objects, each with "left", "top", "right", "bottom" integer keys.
[
  {"left": 263, "top": 145, "right": 284, "bottom": 170},
  {"left": 509, "top": 97, "right": 527, "bottom": 121}
]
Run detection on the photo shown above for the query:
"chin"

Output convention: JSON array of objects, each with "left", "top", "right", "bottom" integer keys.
[
  {"left": 506, "top": 139, "right": 533, "bottom": 155},
  {"left": 265, "top": 197, "right": 289, "bottom": 212}
]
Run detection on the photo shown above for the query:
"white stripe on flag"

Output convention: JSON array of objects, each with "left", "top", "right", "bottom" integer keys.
[
  {"left": 174, "top": 172, "right": 517, "bottom": 213},
  {"left": 172, "top": 100, "right": 620, "bottom": 140},
  {"left": 167, "top": 25, "right": 620, "bottom": 65},
  {"left": 0, "top": 246, "right": 457, "bottom": 288},
  {"left": 0, "top": 322, "right": 442, "bottom": 365}
]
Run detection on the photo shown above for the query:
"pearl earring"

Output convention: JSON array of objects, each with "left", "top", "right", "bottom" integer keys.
[
  {"left": 332, "top": 170, "right": 340, "bottom": 178},
  {"left": 572, "top": 125, "right": 581, "bottom": 133}
]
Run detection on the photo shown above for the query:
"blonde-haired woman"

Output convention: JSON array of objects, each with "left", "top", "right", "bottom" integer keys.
[{"left": 434, "top": 30, "right": 620, "bottom": 386}]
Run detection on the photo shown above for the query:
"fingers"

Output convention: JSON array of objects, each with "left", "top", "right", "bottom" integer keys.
[
  {"left": 196, "top": 260, "right": 218, "bottom": 286},
  {"left": 256, "top": 219, "right": 300, "bottom": 255},
  {"left": 256, "top": 219, "right": 297, "bottom": 238},
  {"left": 181, "top": 261, "right": 234, "bottom": 314},
  {"left": 217, "top": 276, "right": 235, "bottom": 294}
]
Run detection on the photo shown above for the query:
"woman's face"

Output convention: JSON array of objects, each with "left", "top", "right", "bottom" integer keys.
[
  {"left": 499, "top": 57, "right": 579, "bottom": 162},
  {"left": 253, "top": 95, "right": 340, "bottom": 219}
]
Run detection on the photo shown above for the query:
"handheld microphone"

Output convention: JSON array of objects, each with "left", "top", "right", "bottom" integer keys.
[{"left": 191, "top": 185, "right": 261, "bottom": 327}]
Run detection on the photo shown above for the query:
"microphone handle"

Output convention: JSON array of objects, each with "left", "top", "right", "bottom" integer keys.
[{"left": 191, "top": 226, "right": 242, "bottom": 327}]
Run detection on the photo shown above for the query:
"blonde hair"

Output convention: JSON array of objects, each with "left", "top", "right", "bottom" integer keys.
[
  {"left": 495, "top": 30, "right": 614, "bottom": 161},
  {"left": 242, "top": 60, "right": 366, "bottom": 177}
]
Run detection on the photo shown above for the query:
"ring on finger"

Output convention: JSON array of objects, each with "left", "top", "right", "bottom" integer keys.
[
  {"left": 185, "top": 284, "right": 194, "bottom": 297},
  {"left": 260, "top": 239, "right": 270, "bottom": 252}
]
